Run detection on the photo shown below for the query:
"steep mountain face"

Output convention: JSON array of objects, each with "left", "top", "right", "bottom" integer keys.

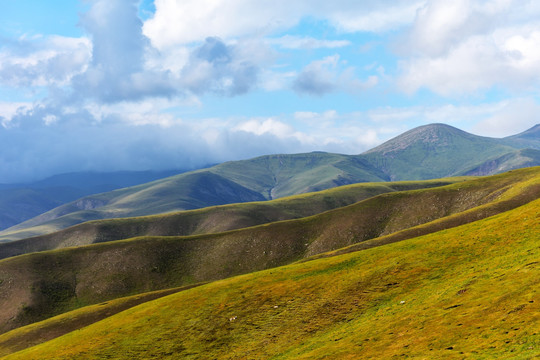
[{"left": 2, "top": 123, "right": 539, "bottom": 242}]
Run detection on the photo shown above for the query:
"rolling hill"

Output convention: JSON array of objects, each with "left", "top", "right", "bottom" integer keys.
[
  {"left": 0, "top": 178, "right": 463, "bottom": 260},
  {"left": 0, "top": 169, "right": 538, "bottom": 359},
  {"left": 1, "top": 123, "right": 539, "bottom": 242},
  {"left": 0, "top": 170, "right": 185, "bottom": 232},
  {"left": 0, "top": 167, "right": 539, "bottom": 336}
]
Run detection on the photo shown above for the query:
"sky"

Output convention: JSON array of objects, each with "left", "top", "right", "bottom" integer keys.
[{"left": 1, "top": 0, "right": 540, "bottom": 183}]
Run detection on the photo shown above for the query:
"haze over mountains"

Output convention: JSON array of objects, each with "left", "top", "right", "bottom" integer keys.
[{"left": 1, "top": 122, "right": 540, "bottom": 242}]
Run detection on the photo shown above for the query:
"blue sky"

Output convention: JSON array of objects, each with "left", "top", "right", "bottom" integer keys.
[{"left": 1, "top": 0, "right": 540, "bottom": 182}]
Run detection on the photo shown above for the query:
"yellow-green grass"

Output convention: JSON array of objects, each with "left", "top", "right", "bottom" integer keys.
[
  {"left": 0, "top": 178, "right": 466, "bottom": 259},
  {"left": 4, "top": 194, "right": 539, "bottom": 359},
  {"left": 0, "top": 284, "right": 204, "bottom": 357},
  {"left": 1, "top": 168, "right": 539, "bottom": 336}
]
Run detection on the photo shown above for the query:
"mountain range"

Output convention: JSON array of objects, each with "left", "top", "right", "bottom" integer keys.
[
  {"left": 0, "top": 122, "right": 539, "bottom": 358},
  {"left": 1, "top": 123, "right": 540, "bottom": 242}
]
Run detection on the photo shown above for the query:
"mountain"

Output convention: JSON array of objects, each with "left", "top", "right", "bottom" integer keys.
[
  {"left": 0, "top": 153, "right": 386, "bottom": 241},
  {"left": 2, "top": 123, "right": 540, "bottom": 242},
  {"left": 362, "top": 123, "right": 517, "bottom": 180},
  {"left": 503, "top": 123, "right": 540, "bottom": 149},
  {"left": 0, "top": 167, "right": 538, "bottom": 358},
  {"left": 0, "top": 170, "right": 185, "bottom": 231},
  {"left": 0, "top": 167, "right": 539, "bottom": 336}
]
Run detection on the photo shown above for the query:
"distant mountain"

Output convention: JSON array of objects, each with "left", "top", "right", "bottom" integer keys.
[
  {"left": 0, "top": 153, "right": 385, "bottom": 241},
  {"left": 503, "top": 123, "right": 540, "bottom": 149},
  {"left": 0, "top": 170, "right": 185, "bottom": 231},
  {"left": 362, "top": 123, "right": 518, "bottom": 180},
  {"left": 1, "top": 123, "right": 539, "bottom": 242}
]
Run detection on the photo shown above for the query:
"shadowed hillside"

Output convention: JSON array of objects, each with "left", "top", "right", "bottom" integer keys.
[
  {"left": 0, "top": 167, "right": 539, "bottom": 335},
  {"left": 1, "top": 179, "right": 538, "bottom": 359},
  {"left": 0, "top": 179, "right": 463, "bottom": 260},
  {"left": 0, "top": 170, "right": 185, "bottom": 231},
  {"left": 0, "top": 152, "right": 385, "bottom": 242}
]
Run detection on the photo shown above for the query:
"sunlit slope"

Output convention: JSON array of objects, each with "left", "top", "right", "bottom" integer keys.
[
  {"left": 5, "top": 192, "right": 539, "bottom": 359},
  {"left": 362, "top": 123, "right": 533, "bottom": 180},
  {"left": 0, "top": 179, "right": 461, "bottom": 260},
  {"left": 0, "top": 152, "right": 384, "bottom": 242},
  {"left": 0, "top": 167, "right": 539, "bottom": 335},
  {"left": 0, "top": 285, "right": 203, "bottom": 358}
]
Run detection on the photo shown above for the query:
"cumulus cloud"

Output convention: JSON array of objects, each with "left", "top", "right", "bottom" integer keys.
[
  {"left": 397, "top": 0, "right": 540, "bottom": 95},
  {"left": 70, "top": 0, "right": 175, "bottom": 102},
  {"left": 143, "top": 0, "right": 425, "bottom": 49},
  {"left": 180, "top": 37, "right": 259, "bottom": 96},
  {"left": 0, "top": 35, "right": 91, "bottom": 87},
  {"left": 293, "top": 55, "right": 378, "bottom": 95}
]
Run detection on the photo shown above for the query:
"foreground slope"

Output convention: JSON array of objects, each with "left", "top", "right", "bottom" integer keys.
[
  {"left": 0, "top": 167, "right": 539, "bottom": 335},
  {"left": 0, "top": 179, "right": 461, "bottom": 260},
  {"left": 3, "top": 189, "right": 539, "bottom": 359}
]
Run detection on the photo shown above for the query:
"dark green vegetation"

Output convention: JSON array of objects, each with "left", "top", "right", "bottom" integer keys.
[
  {"left": 1, "top": 170, "right": 539, "bottom": 359},
  {"left": 0, "top": 167, "right": 539, "bottom": 341},
  {"left": 0, "top": 170, "right": 184, "bottom": 232},
  {"left": 2, "top": 123, "right": 540, "bottom": 242},
  {"left": 0, "top": 179, "right": 463, "bottom": 260}
]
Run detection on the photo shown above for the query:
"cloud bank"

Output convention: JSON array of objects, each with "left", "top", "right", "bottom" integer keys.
[{"left": 0, "top": 0, "right": 539, "bottom": 183}]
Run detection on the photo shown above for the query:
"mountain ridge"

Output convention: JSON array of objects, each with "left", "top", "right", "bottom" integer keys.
[{"left": 1, "top": 122, "right": 539, "bottom": 242}]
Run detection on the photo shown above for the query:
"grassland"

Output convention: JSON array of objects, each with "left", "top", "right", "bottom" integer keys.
[
  {"left": 0, "top": 167, "right": 539, "bottom": 337},
  {"left": 2, "top": 187, "right": 538, "bottom": 359},
  {"left": 0, "top": 178, "right": 464, "bottom": 260}
]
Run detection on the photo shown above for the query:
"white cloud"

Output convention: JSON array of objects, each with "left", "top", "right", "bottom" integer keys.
[
  {"left": 470, "top": 98, "right": 540, "bottom": 137},
  {"left": 0, "top": 35, "right": 91, "bottom": 87},
  {"left": 293, "top": 55, "right": 378, "bottom": 95},
  {"left": 269, "top": 35, "right": 351, "bottom": 50},
  {"left": 143, "top": 0, "right": 425, "bottom": 49},
  {"left": 397, "top": 0, "right": 540, "bottom": 95}
]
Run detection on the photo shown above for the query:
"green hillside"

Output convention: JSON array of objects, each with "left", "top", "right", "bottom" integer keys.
[
  {"left": 0, "top": 167, "right": 539, "bottom": 336},
  {"left": 2, "top": 179, "right": 538, "bottom": 359},
  {"left": 0, "top": 179, "right": 462, "bottom": 260},
  {"left": 362, "top": 123, "right": 517, "bottom": 180},
  {"left": 0, "top": 170, "right": 184, "bottom": 231},
  {"left": 2, "top": 123, "right": 540, "bottom": 243},
  {"left": 0, "top": 152, "right": 384, "bottom": 242}
]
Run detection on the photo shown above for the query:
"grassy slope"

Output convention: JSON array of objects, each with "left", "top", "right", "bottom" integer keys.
[
  {"left": 0, "top": 179, "right": 462, "bottom": 260},
  {"left": 463, "top": 148, "right": 540, "bottom": 176},
  {"left": 4, "top": 193, "right": 539, "bottom": 359},
  {"left": 0, "top": 284, "right": 204, "bottom": 357},
  {"left": 0, "top": 153, "right": 383, "bottom": 242},
  {"left": 362, "top": 123, "right": 518, "bottom": 180},
  {"left": 0, "top": 168, "right": 539, "bottom": 335}
]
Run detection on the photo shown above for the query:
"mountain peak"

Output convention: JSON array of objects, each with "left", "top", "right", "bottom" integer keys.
[{"left": 364, "top": 123, "right": 472, "bottom": 155}]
